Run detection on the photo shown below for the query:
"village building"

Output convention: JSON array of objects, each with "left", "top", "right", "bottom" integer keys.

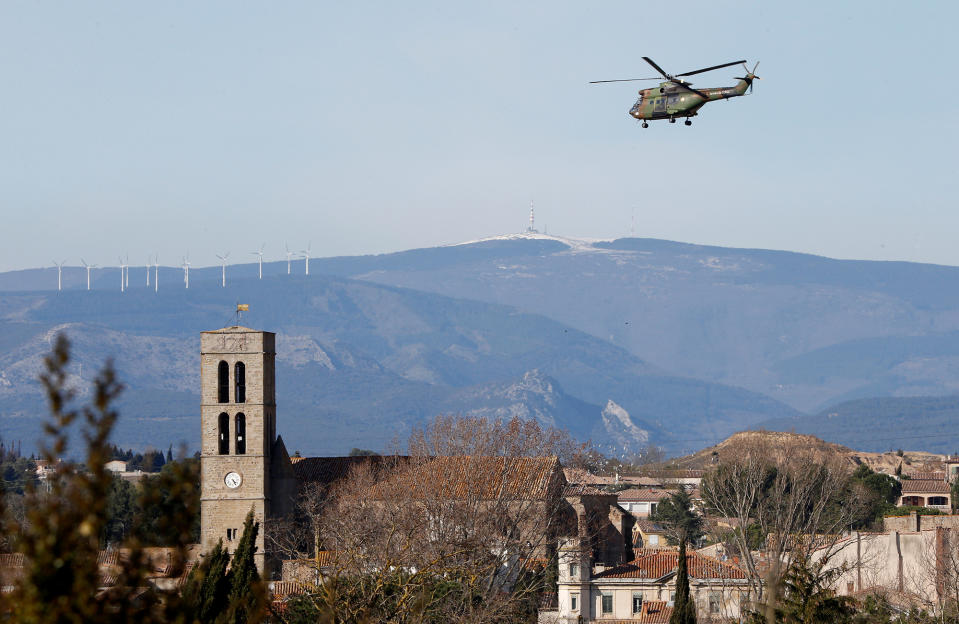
[
  {"left": 615, "top": 488, "right": 671, "bottom": 518},
  {"left": 543, "top": 539, "right": 750, "bottom": 622},
  {"left": 199, "top": 325, "right": 632, "bottom": 580},
  {"left": 898, "top": 479, "right": 951, "bottom": 511}
]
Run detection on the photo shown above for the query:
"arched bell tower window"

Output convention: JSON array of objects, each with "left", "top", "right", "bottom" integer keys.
[
  {"left": 235, "top": 413, "right": 246, "bottom": 455},
  {"left": 217, "top": 361, "right": 230, "bottom": 403},
  {"left": 235, "top": 362, "right": 246, "bottom": 404},
  {"left": 218, "top": 412, "right": 230, "bottom": 455}
]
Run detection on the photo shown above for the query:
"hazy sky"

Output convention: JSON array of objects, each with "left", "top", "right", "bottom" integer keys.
[{"left": 2, "top": 1, "right": 957, "bottom": 272}]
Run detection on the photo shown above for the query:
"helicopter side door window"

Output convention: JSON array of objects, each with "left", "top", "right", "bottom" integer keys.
[{"left": 653, "top": 98, "right": 665, "bottom": 114}]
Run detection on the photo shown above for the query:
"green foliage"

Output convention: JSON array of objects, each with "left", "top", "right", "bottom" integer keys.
[
  {"left": 136, "top": 458, "right": 201, "bottom": 546},
  {"left": 748, "top": 559, "right": 854, "bottom": 624},
  {"left": 222, "top": 510, "right": 266, "bottom": 624},
  {"left": 668, "top": 539, "right": 696, "bottom": 624},
  {"left": 650, "top": 489, "right": 705, "bottom": 545},
  {"left": 885, "top": 505, "right": 944, "bottom": 517},
  {"left": 348, "top": 448, "right": 378, "bottom": 457},
  {"left": 0, "top": 333, "right": 199, "bottom": 623},
  {"left": 103, "top": 475, "right": 136, "bottom": 546},
  {"left": 182, "top": 540, "right": 232, "bottom": 623},
  {"left": 849, "top": 464, "right": 902, "bottom": 528}
]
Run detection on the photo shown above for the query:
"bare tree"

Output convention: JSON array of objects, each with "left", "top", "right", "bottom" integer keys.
[
  {"left": 282, "top": 415, "right": 582, "bottom": 623},
  {"left": 701, "top": 435, "right": 872, "bottom": 617}
]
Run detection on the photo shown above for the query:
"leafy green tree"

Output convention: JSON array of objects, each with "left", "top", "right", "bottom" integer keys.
[
  {"left": 136, "top": 458, "right": 201, "bottom": 545},
  {"left": 749, "top": 559, "right": 854, "bottom": 624},
  {"left": 651, "top": 489, "right": 705, "bottom": 545},
  {"left": 0, "top": 334, "right": 198, "bottom": 623},
  {"left": 103, "top": 475, "right": 136, "bottom": 546},
  {"left": 222, "top": 510, "right": 267, "bottom": 624},
  {"left": 182, "top": 539, "right": 232, "bottom": 623},
  {"left": 669, "top": 539, "right": 697, "bottom": 624}
]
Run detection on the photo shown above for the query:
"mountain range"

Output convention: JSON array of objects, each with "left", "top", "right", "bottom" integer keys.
[{"left": 3, "top": 233, "right": 959, "bottom": 455}]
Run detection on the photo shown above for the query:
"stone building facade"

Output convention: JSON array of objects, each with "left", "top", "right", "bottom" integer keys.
[{"left": 200, "top": 326, "right": 296, "bottom": 574}]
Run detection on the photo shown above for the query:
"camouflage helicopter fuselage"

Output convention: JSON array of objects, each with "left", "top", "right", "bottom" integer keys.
[{"left": 629, "top": 77, "right": 751, "bottom": 121}]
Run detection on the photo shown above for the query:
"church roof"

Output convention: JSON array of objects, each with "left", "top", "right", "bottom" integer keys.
[
  {"left": 372, "top": 456, "right": 563, "bottom": 501},
  {"left": 203, "top": 326, "right": 261, "bottom": 334},
  {"left": 593, "top": 549, "right": 747, "bottom": 581},
  {"left": 290, "top": 455, "right": 402, "bottom": 487}
]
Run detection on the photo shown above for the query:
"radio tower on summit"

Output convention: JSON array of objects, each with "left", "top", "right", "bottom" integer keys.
[{"left": 527, "top": 201, "right": 537, "bottom": 233}]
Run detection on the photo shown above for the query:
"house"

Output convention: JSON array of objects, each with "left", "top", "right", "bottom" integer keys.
[
  {"left": 632, "top": 519, "right": 669, "bottom": 550},
  {"left": 898, "top": 479, "right": 951, "bottom": 511},
  {"left": 616, "top": 488, "right": 671, "bottom": 518},
  {"left": 547, "top": 539, "right": 751, "bottom": 622},
  {"left": 104, "top": 460, "right": 128, "bottom": 473}
]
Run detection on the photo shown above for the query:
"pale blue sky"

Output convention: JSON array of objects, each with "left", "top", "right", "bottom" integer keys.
[{"left": 2, "top": 1, "right": 957, "bottom": 272}]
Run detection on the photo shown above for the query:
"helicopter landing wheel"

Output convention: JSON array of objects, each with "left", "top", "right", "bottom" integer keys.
[
  {"left": 642, "top": 121, "right": 648, "bottom": 128},
  {"left": 669, "top": 118, "right": 676, "bottom": 124},
  {"left": 685, "top": 119, "right": 692, "bottom": 126}
]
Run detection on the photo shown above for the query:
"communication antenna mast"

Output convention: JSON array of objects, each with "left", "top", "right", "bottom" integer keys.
[
  {"left": 301, "top": 243, "right": 311, "bottom": 276},
  {"left": 53, "top": 260, "right": 66, "bottom": 292},
  {"left": 154, "top": 254, "right": 159, "bottom": 293},
  {"left": 80, "top": 259, "right": 97, "bottom": 291},
  {"left": 285, "top": 243, "right": 293, "bottom": 275},
  {"left": 251, "top": 243, "right": 265, "bottom": 279},
  {"left": 182, "top": 255, "right": 191, "bottom": 289},
  {"left": 527, "top": 201, "right": 536, "bottom": 233},
  {"left": 216, "top": 252, "right": 230, "bottom": 288}
]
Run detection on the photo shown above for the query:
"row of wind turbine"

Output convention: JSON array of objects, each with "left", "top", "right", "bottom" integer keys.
[{"left": 52, "top": 243, "right": 313, "bottom": 291}]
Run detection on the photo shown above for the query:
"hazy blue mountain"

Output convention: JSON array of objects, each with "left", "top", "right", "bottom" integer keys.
[
  {"left": 0, "top": 272, "right": 798, "bottom": 456},
  {"left": 301, "top": 233, "right": 959, "bottom": 414},
  {"left": 757, "top": 395, "right": 959, "bottom": 454}
]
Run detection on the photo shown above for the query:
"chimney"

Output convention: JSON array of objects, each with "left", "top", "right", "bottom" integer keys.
[{"left": 911, "top": 510, "right": 920, "bottom": 532}]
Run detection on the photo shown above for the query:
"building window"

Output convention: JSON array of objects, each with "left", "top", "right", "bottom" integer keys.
[
  {"left": 571, "top": 593, "right": 579, "bottom": 611},
  {"left": 217, "top": 361, "right": 230, "bottom": 403},
  {"left": 930, "top": 496, "right": 949, "bottom": 506},
  {"left": 235, "top": 413, "right": 246, "bottom": 455},
  {"left": 846, "top": 582, "right": 854, "bottom": 594},
  {"left": 649, "top": 534, "right": 659, "bottom": 545},
  {"left": 709, "top": 592, "right": 722, "bottom": 614},
  {"left": 218, "top": 413, "right": 229, "bottom": 455},
  {"left": 234, "top": 361, "right": 246, "bottom": 403},
  {"left": 601, "top": 593, "right": 613, "bottom": 614},
  {"left": 569, "top": 563, "right": 578, "bottom": 578},
  {"left": 632, "top": 592, "right": 643, "bottom": 614}
]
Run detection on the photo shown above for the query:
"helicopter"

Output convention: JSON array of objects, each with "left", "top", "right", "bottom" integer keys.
[{"left": 591, "top": 57, "right": 760, "bottom": 127}]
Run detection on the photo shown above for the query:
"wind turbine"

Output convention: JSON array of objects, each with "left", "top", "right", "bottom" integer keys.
[
  {"left": 216, "top": 252, "right": 230, "bottom": 287},
  {"left": 285, "top": 243, "right": 293, "bottom": 275},
  {"left": 53, "top": 260, "right": 66, "bottom": 292},
  {"left": 154, "top": 254, "right": 159, "bottom": 293},
  {"left": 118, "top": 256, "right": 126, "bottom": 292},
  {"left": 124, "top": 254, "right": 129, "bottom": 289},
  {"left": 301, "top": 243, "right": 311, "bottom": 276},
  {"left": 81, "top": 259, "right": 97, "bottom": 291},
  {"left": 251, "top": 243, "right": 265, "bottom": 279},
  {"left": 146, "top": 256, "right": 151, "bottom": 287},
  {"left": 182, "top": 255, "right": 191, "bottom": 289}
]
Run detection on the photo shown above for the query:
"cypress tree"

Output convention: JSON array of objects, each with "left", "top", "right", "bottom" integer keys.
[
  {"left": 182, "top": 539, "right": 231, "bottom": 622},
  {"left": 669, "top": 538, "right": 697, "bottom": 624},
  {"left": 221, "top": 509, "right": 266, "bottom": 624}
]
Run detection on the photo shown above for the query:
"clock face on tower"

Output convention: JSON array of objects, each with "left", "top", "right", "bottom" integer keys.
[{"left": 224, "top": 471, "right": 242, "bottom": 489}]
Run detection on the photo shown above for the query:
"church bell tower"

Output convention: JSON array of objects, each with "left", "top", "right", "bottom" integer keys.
[{"left": 200, "top": 326, "right": 277, "bottom": 572}]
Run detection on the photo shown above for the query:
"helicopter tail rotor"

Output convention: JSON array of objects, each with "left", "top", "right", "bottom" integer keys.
[{"left": 736, "top": 61, "right": 761, "bottom": 92}]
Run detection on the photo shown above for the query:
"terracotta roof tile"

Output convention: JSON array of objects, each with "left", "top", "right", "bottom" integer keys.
[
  {"left": 617, "top": 488, "right": 671, "bottom": 502},
  {"left": 901, "top": 479, "right": 950, "bottom": 494},
  {"left": 291, "top": 455, "right": 401, "bottom": 486},
  {"left": 563, "top": 484, "right": 611, "bottom": 497},
  {"left": 374, "top": 456, "right": 563, "bottom": 501},
  {"left": 634, "top": 519, "right": 666, "bottom": 534},
  {"left": 595, "top": 550, "right": 747, "bottom": 581}
]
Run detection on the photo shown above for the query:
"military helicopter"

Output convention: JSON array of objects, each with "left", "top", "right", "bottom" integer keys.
[{"left": 591, "top": 57, "right": 760, "bottom": 127}]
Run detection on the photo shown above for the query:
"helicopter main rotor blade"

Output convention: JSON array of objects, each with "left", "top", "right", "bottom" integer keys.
[
  {"left": 670, "top": 80, "right": 708, "bottom": 99},
  {"left": 677, "top": 60, "right": 747, "bottom": 77},
  {"left": 589, "top": 77, "right": 661, "bottom": 83},
  {"left": 642, "top": 57, "right": 671, "bottom": 79}
]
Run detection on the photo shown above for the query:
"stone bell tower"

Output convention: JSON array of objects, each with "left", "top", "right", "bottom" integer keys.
[{"left": 200, "top": 326, "right": 277, "bottom": 572}]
